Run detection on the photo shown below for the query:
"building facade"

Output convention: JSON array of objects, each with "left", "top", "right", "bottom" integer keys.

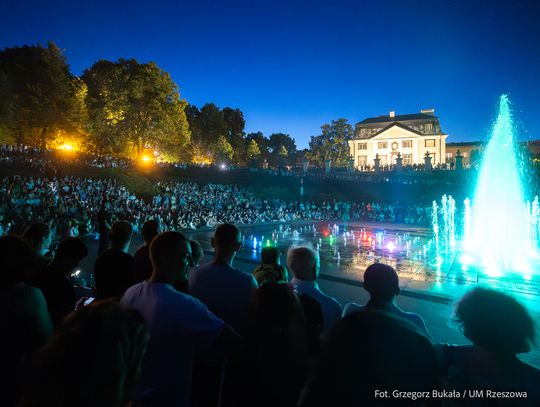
[{"left": 348, "top": 109, "right": 448, "bottom": 169}]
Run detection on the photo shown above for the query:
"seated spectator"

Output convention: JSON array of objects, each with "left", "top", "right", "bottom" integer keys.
[
  {"left": 299, "top": 311, "right": 440, "bottom": 407},
  {"left": 288, "top": 246, "right": 341, "bottom": 336},
  {"left": 20, "top": 300, "right": 148, "bottom": 407},
  {"left": 35, "top": 237, "right": 88, "bottom": 327},
  {"left": 94, "top": 220, "right": 134, "bottom": 299},
  {"left": 438, "top": 287, "right": 540, "bottom": 403},
  {"left": 22, "top": 222, "right": 52, "bottom": 283},
  {"left": 189, "top": 223, "right": 258, "bottom": 335},
  {"left": 223, "top": 283, "right": 308, "bottom": 407},
  {"left": 133, "top": 219, "right": 160, "bottom": 283},
  {"left": 252, "top": 246, "right": 289, "bottom": 285},
  {"left": 0, "top": 236, "right": 53, "bottom": 406},
  {"left": 343, "top": 263, "right": 431, "bottom": 338},
  {"left": 121, "top": 231, "right": 238, "bottom": 407}
]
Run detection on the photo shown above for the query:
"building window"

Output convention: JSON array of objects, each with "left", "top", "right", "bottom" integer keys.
[
  {"left": 402, "top": 140, "right": 412, "bottom": 148},
  {"left": 426, "top": 123, "right": 433, "bottom": 133},
  {"left": 425, "top": 139, "right": 436, "bottom": 147},
  {"left": 378, "top": 141, "right": 388, "bottom": 149},
  {"left": 357, "top": 142, "right": 367, "bottom": 150},
  {"left": 403, "top": 154, "right": 412, "bottom": 165},
  {"left": 446, "top": 152, "right": 453, "bottom": 158},
  {"left": 462, "top": 152, "right": 469, "bottom": 157},
  {"left": 358, "top": 155, "right": 368, "bottom": 166},
  {"left": 378, "top": 155, "right": 388, "bottom": 165}
]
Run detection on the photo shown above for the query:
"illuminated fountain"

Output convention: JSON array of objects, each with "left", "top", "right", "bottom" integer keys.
[
  {"left": 433, "top": 95, "right": 539, "bottom": 281},
  {"left": 468, "top": 95, "right": 536, "bottom": 277}
]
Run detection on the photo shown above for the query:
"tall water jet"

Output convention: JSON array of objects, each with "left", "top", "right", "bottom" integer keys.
[{"left": 470, "top": 95, "right": 530, "bottom": 275}]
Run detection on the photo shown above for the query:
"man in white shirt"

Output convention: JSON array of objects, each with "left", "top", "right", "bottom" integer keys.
[
  {"left": 342, "top": 263, "right": 431, "bottom": 339},
  {"left": 122, "top": 231, "right": 237, "bottom": 407},
  {"left": 288, "top": 246, "right": 342, "bottom": 336}
]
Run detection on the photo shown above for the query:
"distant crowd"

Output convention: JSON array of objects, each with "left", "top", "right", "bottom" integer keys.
[
  {"left": 0, "top": 173, "right": 433, "bottom": 243},
  {"left": 1, "top": 221, "right": 538, "bottom": 406}
]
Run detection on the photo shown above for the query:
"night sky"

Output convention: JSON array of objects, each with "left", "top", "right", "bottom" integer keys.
[{"left": 1, "top": 0, "right": 539, "bottom": 148}]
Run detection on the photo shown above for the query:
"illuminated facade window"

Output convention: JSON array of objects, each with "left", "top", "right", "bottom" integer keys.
[
  {"left": 378, "top": 141, "right": 388, "bottom": 149},
  {"left": 358, "top": 155, "right": 368, "bottom": 166},
  {"left": 425, "top": 139, "right": 436, "bottom": 147},
  {"left": 403, "top": 154, "right": 412, "bottom": 164},
  {"left": 358, "top": 142, "right": 367, "bottom": 150},
  {"left": 402, "top": 140, "right": 412, "bottom": 148}
]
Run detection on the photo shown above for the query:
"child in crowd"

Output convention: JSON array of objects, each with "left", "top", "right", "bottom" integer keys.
[{"left": 252, "top": 246, "right": 288, "bottom": 285}]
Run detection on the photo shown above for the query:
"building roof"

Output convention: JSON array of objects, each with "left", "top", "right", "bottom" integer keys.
[
  {"left": 358, "top": 112, "right": 438, "bottom": 125},
  {"left": 360, "top": 121, "right": 425, "bottom": 139}
]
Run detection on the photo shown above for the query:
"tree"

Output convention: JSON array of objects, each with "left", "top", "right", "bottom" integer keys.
[
  {"left": 214, "top": 135, "right": 233, "bottom": 163},
  {"left": 222, "top": 107, "right": 246, "bottom": 165},
  {"left": 268, "top": 133, "right": 297, "bottom": 167},
  {"left": 246, "top": 138, "right": 261, "bottom": 165},
  {"left": 82, "top": 59, "right": 191, "bottom": 161},
  {"left": 308, "top": 118, "right": 353, "bottom": 168},
  {"left": 246, "top": 131, "right": 270, "bottom": 164},
  {"left": 0, "top": 42, "right": 87, "bottom": 148}
]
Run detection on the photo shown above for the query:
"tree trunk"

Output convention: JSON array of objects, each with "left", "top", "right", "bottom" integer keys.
[{"left": 40, "top": 127, "right": 48, "bottom": 149}]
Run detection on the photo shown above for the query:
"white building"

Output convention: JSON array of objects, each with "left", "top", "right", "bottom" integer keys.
[{"left": 348, "top": 109, "right": 448, "bottom": 168}]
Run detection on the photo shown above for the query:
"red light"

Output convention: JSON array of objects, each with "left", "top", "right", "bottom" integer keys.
[{"left": 323, "top": 230, "right": 329, "bottom": 237}]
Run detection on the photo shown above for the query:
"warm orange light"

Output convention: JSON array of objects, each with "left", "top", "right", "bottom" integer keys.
[{"left": 59, "top": 143, "right": 74, "bottom": 151}]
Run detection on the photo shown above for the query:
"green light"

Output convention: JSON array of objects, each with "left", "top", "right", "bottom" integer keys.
[{"left": 266, "top": 240, "right": 271, "bottom": 247}]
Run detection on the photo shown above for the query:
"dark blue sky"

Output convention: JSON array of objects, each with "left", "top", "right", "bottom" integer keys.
[{"left": 1, "top": 0, "right": 539, "bottom": 148}]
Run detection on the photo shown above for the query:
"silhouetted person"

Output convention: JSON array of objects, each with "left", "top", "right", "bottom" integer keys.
[
  {"left": 35, "top": 237, "right": 88, "bottom": 327},
  {"left": 94, "top": 220, "right": 134, "bottom": 299},
  {"left": 133, "top": 219, "right": 160, "bottom": 283},
  {"left": 97, "top": 201, "right": 113, "bottom": 256},
  {"left": 342, "top": 263, "right": 431, "bottom": 338},
  {"left": 20, "top": 300, "right": 148, "bottom": 407},
  {"left": 189, "top": 223, "right": 258, "bottom": 406},
  {"left": 122, "top": 231, "right": 238, "bottom": 407},
  {"left": 22, "top": 222, "right": 52, "bottom": 283},
  {"left": 189, "top": 223, "right": 258, "bottom": 334},
  {"left": 0, "top": 236, "right": 53, "bottom": 406},
  {"left": 300, "top": 311, "right": 441, "bottom": 407},
  {"left": 438, "top": 287, "right": 540, "bottom": 404},
  {"left": 223, "top": 283, "right": 308, "bottom": 407},
  {"left": 252, "top": 246, "right": 289, "bottom": 285},
  {"left": 189, "top": 239, "right": 204, "bottom": 266},
  {"left": 288, "top": 246, "right": 341, "bottom": 336},
  {"left": 174, "top": 239, "right": 203, "bottom": 294}
]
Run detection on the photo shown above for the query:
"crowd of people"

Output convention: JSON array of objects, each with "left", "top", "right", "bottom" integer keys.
[
  {"left": 0, "top": 173, "right": 433, "bottom": 244},
  {"left": 1, "top": 221, "right": 538, "bottom": 407}
]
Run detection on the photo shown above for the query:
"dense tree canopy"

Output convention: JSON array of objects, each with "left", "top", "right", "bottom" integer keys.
[
  {"left": 308, "top": 118, "right": 353, "bottom": 168},
  {"left": 0, "top": 42, "right": 87, "bottom": 148},
  {"left": 82, "top": 59, "right": 190, "bottom": 161},
  {"left": 268, "top": 133, "right": 297, "bottom": 167}
]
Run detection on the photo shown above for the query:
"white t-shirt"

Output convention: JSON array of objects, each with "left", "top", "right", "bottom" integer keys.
[{"left": 121, "top": 281, "right": 224, "bottom": 407}]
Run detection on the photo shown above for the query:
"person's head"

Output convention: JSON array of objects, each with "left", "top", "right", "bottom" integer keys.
[
  {"left": 261, "top": 246, "right": 279, "bottom": 265},
  {"left": 141, "top": 220, "right": 160, "bottom": 245},
  {"left": 53, "top": 237, "right": 88, "bottom": 274},
  {"left": 211, "top": 223, "right": 242, "bottom": 258},
  {"left": 363, "top": 263, "right": 400, "bottom": 302},
  {"left": 0, "top": 235, "right": 32, "bottom": 289},
  {"left": 23, "top": 222, "right": 52, "bottom": 255},
  {"left": 110, "top": 221, "right": 133, "bottom": 250},
  {"left": 300, "top": 310, "right": 440, "bottom": 407},
  {"left": 189, "top": 240, "right": 204, "bottom": 266},
  {"left": 454, "top": 287, "right": 535, "bottom": 355},
  {"left": 150, "top": 231, "right": 192, "bottom": 283},
  {"left": 248, "top": 282, "right": 307, "bottom": 363},
  {"left": 287, "top": 246, "right": 319, "bottom": 281},
  {"left": 21, "top": 300, "right": 148, "bottom": 407}
]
